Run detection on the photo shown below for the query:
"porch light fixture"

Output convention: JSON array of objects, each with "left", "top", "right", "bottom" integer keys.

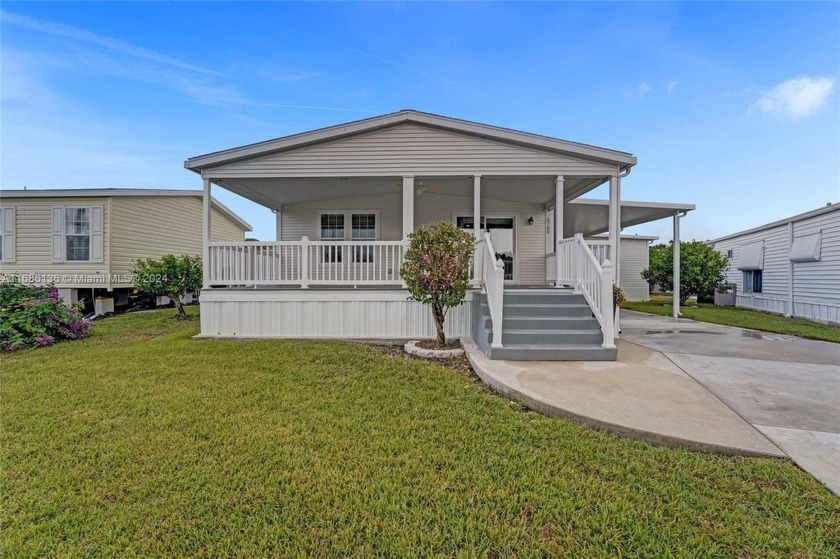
[
  {"left": 527, "top": 216, "right": 534, "bottom": 225},
  {"left": 414, "top": 182, "right": 425, "bottom": 196}
]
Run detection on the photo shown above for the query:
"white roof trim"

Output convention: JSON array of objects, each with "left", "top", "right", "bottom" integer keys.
[
  {"left": 0, "top": 188, "right": 252, "bottom": 231},
  {"left": 571, "top": 199, "right": 696, "bottom": 212},
  {"left": 185, "top": 109, "right": 638, "bottom": 170},
  {"left": 710, "top": 203, "right": 839, "bottom": 243}
]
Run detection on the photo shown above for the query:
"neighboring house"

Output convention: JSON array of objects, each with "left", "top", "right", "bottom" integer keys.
[
  {"left": 0, "top": 189, "right": 251, "bottom": 311},
  {"left": 709, "top": 204, "right": 840, "bottom": 325},
  {"left": 185, "top": 110, "right": 694, "bottom": 360}
]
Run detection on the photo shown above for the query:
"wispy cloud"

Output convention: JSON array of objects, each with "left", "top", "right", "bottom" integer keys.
[
  {"left": 1, "top": 10, "right": 367, "bottom": 113},
  {"left": 748, "top": 76, "right": 836, "bottom": 119},
  {"left": 667, "top": 80, "right": 679, "bottom": 95},
  {"left": 0, "top": 9, "right": 220, "bottom": 76},
  {"left": 638, "top": 81, "right": 653, "bottom": 97}
]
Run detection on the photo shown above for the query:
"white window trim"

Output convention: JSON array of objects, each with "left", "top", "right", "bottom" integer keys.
[
  {"left": 52, "top": 205, "right": 104, "bottom": 264},
  {"left": 0, "top": 206, "right": 15, "bottom": 263},
  {"left": 315, "top": 210, "right": 381, "bottom": 241}
]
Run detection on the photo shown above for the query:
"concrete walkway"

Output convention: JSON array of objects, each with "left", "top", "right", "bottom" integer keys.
[
  {"left": 621, "top": 310, "right": 840, "bottom": 496},
  {"left": 462, "top": 310, "right": 840, "bottom": 495},
  {"left": 461, "top": 338, "right": 784, "bottom": 457}
]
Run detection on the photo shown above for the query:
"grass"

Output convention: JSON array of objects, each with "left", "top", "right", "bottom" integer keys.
[
  {"left": 622, "top": 295, "right": 840, "bottom": 343},
  {"left": 2, "top": 309, "right": 838, "bottom": 557}
]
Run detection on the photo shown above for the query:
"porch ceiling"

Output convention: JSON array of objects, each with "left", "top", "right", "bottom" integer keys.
[
  {"left": 214, "top": 175, "right": 606, "bottom": 209},
  {"left": 567, "top": 199, "right": 696, "bottom": 237}
]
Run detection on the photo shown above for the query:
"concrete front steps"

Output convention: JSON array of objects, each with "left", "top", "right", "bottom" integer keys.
[{"left": 474, "top": 289, "right": 617, "bottom": 361}]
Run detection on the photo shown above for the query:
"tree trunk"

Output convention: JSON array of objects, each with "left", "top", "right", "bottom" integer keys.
[
  {"left": 680, "top": 293, "right": 689, "bottom": 306},
  {"left": 171, "top": 295, "right": 187, "bottom": 320},
  {"left": 431, "top": 302, "right": 446, "bottom": 347}
]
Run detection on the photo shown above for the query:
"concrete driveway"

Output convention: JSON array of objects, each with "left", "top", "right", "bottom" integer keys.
[{"left": 621, "top": 310, "right": 840, "bottom": 496}]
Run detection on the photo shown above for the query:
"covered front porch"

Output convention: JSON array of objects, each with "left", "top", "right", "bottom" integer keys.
[{"left": 185, "top": 110, "right": 691, "bottom": 358}]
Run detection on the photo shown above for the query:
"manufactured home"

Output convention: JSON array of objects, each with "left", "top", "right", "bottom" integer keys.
[
  {"left": 709, "top": 204, "right": 840, "bottom": 325},
  {"left": 185, "top": 110, "right": 694, "bottom": 360},
  {"left": 0, "top": 189, "right": 251, "bottom": 311}
]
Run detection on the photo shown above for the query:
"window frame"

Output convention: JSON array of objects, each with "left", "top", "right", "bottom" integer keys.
[
  {"left": 315, "top": 210, "right": 380, "bottom": 264},
  {"left": 743, "top": 270, "right": 763, "bottom": 294},
  {"left": 64, "top": 207, "right": 93, "bottom": 262}
]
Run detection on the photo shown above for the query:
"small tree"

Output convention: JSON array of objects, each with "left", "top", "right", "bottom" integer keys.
[
  {"left": 400, "top": 222, "right": 475, "bottom": 347},
  {"left": 642, "top": 241, "right": 728, "bottom": 306},
  {"left": 131, "top": 254, "right": 202, "bottom": 319}
]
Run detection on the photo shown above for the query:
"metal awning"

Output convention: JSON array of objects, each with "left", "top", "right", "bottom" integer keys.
[{"left": 566, "top": 199, "right": 695, "bottom": 237}]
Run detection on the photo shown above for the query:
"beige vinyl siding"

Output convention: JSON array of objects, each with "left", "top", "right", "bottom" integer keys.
[
  {"left": 206, "top": 123, "right": 618, "bottom": 178},
  {"left": 617, "top": 238, "right": 651, "bottom": 301},
  {"left": 0, "top": 197, "right": 109, "bottom": 287},
  {"left": 110, "top": 196, "right": 246, "bottom": 284},
  {"left": 280, "top": 192, "right": 546, "bottom": 285},
  {"left": 281, "top": 193, "right": 403, "bottom": 242}
]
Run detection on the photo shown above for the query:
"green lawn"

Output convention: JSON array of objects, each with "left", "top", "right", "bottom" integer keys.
[
  {"left": 622, "top": 296, "right": 840, "bottom": 343},
  {"left": 2, "top": 309, "right": 838, "bottom": 557}
]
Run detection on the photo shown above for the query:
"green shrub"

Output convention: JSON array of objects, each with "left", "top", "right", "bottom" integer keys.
[
  {"left": 131, "top": 254, "right": 202, "bottom": 320},
  {"left": 0, "top": 280, "right": 91, "bottom": 352},
  {"left": 400, "top": 222, "right": 475, "bottom": 346}
]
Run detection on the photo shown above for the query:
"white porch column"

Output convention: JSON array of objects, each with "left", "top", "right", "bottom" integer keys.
[
  {"left": 473, "top": 175, "right": 482, "bottom": 285},
  {"left": 402, "top": 176, "right": 414, "bottom": 239},
  {"left": 202, "top": 178, "right": 212, "bottom": 288},
  {"left": 608, "top": 175, "right": 620, "bottom": 281},
  {"left": 673, "top": 210, "right": 681, "bottom": 319},
  {"left": 274, "top": 206, "right": 283, "bottom": 241},
  {"left": 554, "top": 175, "right": 564, "bottom": 287}
]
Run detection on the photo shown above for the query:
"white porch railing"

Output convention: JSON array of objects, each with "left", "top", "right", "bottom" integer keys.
[
  {"left": 557, "top": 234, "right": 615, "bottom": 348},
  {"left": 481, "top": 232, "right": 505, "bottom": 348},
  {"left": 208, "top": 238, "right": 407, "bottom": 287},
  {"left": 586, "top": 240, "right": 611, "bottom": 266}
]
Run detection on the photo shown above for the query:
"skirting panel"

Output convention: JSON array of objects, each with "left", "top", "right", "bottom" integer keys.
[
  {"left": 737, "top": 294, "right": 840, "bottom": 325},
  {"left": 199, "top": 289, "right": 474, "bottom": 338}
]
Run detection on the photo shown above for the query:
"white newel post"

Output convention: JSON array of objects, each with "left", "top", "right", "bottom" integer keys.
[
  {"left": 673, "top": 211, "right": 681, "bottom": 318},
  {"left": 402, "top": 176, "right": 415, "bottom": 239},
  {"left": 554, "top": 175, "right": 564, "bottom": 287},
  {"left": 473, "top": 174, "right": 482, "bottom": 286},
  {"left": 202, "top": 179, "right": 212, "bottom": 288},
  {"left": 300, "top": 236, "right": 310, "bottom": 289},
  {"left": 601, "top": 258, "right": 616, "bottom": 348}
]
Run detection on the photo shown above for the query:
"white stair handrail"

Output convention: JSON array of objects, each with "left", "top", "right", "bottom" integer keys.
[
  {"left": 481, "top": 232, "right": 505, "bottom": 348},
  {"left": 557, "top": 233, "right": 615, "bottom": 348}
]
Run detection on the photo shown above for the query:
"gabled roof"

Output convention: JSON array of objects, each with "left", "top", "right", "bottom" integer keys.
[
  {"left": 185, "top": 109, "right": 637, "bottom": 171},
  {"left": 0, "top": 188, "right": 252, "bottom": 231},
  {"left": 708, "top": 203, "right": 839, "bottom": 244}
]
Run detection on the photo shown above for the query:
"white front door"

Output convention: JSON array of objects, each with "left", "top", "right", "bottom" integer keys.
[{"left": 456, "top": 216, "right": 516, "bottom": 282}]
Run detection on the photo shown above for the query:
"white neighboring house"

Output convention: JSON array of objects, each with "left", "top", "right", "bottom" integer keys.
[
  {"left": 0, "top": 189, "right": 251, "bottom": 311},
  {"left": 185, "top": 110, "right": 694, "bottom": 360},
  {"left": 709, "top": 203, "right": 840, "bottom": 325}
]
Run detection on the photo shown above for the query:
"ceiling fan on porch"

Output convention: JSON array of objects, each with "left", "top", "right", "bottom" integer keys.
[{"left": 413, "top": 179, "right": 444, "bottom": 196}]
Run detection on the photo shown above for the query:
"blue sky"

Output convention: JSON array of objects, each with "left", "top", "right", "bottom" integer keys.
[{"left": 2, "top": 2, "right": 838, "bottom": 242}]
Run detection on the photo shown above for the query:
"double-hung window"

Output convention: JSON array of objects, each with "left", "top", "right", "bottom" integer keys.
[
  {"left": 320, "top": 213, "right": 345, "bottom": 263},
  {"left": 352, "top": 213, "right": 376, "bottom": 263},
  {"left": 318, "top": 211, "right": 378, "bottom": 263},
  {"left": 65, "top": 208, "right": 91, "bottom": 261}
]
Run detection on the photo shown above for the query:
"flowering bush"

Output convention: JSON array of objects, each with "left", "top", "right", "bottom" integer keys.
[{"left": 0, "top": 280, "right": 91, "bottom": 352}]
